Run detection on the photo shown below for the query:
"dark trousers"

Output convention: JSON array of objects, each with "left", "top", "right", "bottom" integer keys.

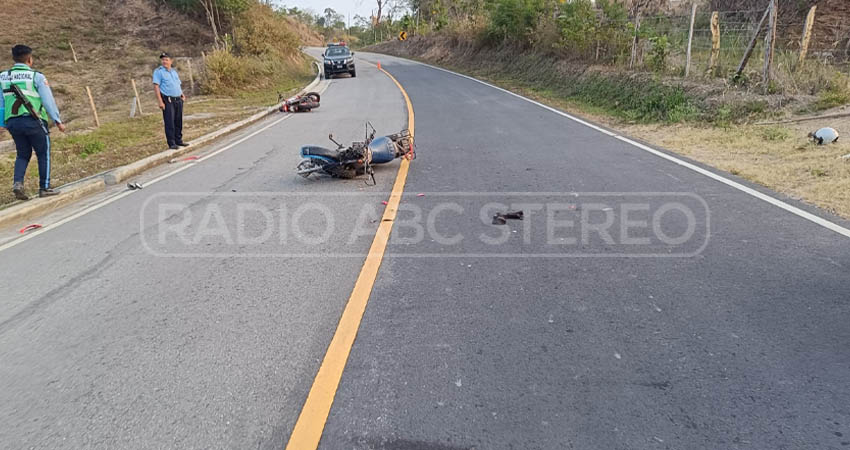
[
  {"left": 162, "top": 96, "right": 183, "bottom": 146},
  {"left": 6, "top": 116, "right": 51, "bottom": 190}
]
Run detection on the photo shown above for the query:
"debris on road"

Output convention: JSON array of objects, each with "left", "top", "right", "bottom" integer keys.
[
  {"left": 416, "top": 193, "right": 425, "bottom": 197},
  {"left": 18, "top": 224, "right": 42, "bottom": 234},
  {"left": 808, "top": 127, "right": 840, "bottom": 145},
  {"left": 127, "top": 183, "right": 143, "bottom": 190},
  {"left": 169, "top": 155, "right": 199, "bottom": 163},
  {"left": 492, "top": 210, "right": 523, "bottom": 225}
]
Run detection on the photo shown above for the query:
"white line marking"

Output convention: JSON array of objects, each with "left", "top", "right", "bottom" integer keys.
[
  {"left": 0, "top": 114, "right": 294, "bottom": 253},
  {"left": 399, "top": 58, "right": 850, "bottom": 239}
]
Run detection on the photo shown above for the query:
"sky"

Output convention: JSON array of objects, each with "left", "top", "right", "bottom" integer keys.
[{"left": 275, "top": 0, "right": 376, "bottom": 24}]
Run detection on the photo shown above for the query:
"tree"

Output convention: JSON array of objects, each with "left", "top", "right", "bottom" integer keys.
[{"left": 193, "top": 0, "right": 250, "bottom": 47}]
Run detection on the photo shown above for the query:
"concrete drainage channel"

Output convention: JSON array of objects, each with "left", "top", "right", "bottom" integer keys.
[{"left": 0, "top": 61, "right": 323, "bottom": 230}]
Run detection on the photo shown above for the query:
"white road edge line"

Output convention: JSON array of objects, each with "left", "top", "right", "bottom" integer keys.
[
  {"left": 407, "top": 59, "right": 850, "bottom": 239},
  {"left": 0, "top": 114, "right": 294, "bottom": 253}
]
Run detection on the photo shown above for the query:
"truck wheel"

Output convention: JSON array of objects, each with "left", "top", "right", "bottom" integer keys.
[{"left": 350, "top": 69, "right": 356, "bottom": 77}]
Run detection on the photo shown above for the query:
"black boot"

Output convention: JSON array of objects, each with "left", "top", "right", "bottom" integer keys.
[
  {"left": 12, "top": 182, "right": 28, "bottom": 200},
  {"left": 39, "top": 188, "right": 60, "bottom": 198}
]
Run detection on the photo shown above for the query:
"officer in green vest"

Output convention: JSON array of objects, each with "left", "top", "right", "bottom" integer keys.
[{"left": 0, "top": 45, "right": 66, "bottom": 200}]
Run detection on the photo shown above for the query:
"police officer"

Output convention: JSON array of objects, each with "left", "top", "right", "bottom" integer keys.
[
  {"left": 152, "top": 52, "right": 188, "bottom": 150},
  {"left": 0, "top": 45, "right": 65, "bottom": 200}
]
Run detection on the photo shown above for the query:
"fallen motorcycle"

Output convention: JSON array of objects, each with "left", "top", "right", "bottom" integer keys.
[
  {"left": 296, "top": 123, "right": 413, "bottom": 183},
  {"left": 278, "top": 91, "right": 320, "bottom": 112}
]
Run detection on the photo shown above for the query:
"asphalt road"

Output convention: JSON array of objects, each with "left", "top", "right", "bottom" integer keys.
[{"left": 1, "top": 51, "right": 849, "bottom": 450}]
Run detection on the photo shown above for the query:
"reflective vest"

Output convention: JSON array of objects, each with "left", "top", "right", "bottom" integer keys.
[{"left": 0, "top": 66, "right": 47, "bottom": 122}]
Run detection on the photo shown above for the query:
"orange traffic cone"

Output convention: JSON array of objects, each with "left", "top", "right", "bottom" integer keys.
[{"left": 377, "top": 61, "right": 381, "bottom": 70}]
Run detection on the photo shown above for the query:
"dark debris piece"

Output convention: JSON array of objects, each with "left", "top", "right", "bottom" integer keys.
[{"left": 492, "top": 210, "right": 524, "bottom": 225}]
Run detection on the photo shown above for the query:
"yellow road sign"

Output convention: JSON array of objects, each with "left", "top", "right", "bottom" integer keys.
[{"left": 399, "top": 31, "right": 407, "bottom": 41}]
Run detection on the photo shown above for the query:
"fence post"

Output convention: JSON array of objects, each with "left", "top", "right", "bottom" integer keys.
[
  {"left": 69, "top": 41, "right": 78, "bottom": 63},
  {"left": 799, "top": 5, "right": 817, "bottom": 64},
  {"left": 85, "top": 86, "right": 100, "bottom": 128},
  {"left": 630, "top": 13, "right": 642, "bottom": 69},
  {"left": 685, "top": 3, "right": 697, "bottom": 77},
  {"left": 708, "top": 11, "right": 720, "bottom": 76},
  {"left": 734, "top": 5, "right": 771, "bottom": 81},
  {"left": 186, "top": 58, "right": 196, "bottom": 94},
  {"left": 762, "top": 0, "right": 777, "bottom": 89},
  {"left": 130, "top": 78, "right": 143, "bottom": 116}
]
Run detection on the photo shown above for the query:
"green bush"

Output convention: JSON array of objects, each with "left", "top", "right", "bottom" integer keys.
[
  {"left": 814, "top": 76, "right": 850, "bottom": 111},
  {"left": 590, "top": 0, "right": 632, "bottom": 62},
  {"left": 565, "top": 75, "right": 699, "bottom": 123},
  {"left": 235, "top": 3, "right": 300, "bottom": 57},
  {"left": 203, "top": 49, "right": 248, "bottom": 93},
  {"left": 203, "top": 49, "right": 286, "bottom": 93},
  {"left": 486, "top": 0, "right": 543, "bottom": 44},
  {"left": 557, "top": 0, "right": 597, "bottom": 56},
  {"left": 647, "top": 35, "right": 668, "bottom": 73}
]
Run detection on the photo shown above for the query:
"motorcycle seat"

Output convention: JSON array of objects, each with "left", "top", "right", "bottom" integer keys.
[{"left": 300, "top": 146, "right": 339, "bottom": 160}]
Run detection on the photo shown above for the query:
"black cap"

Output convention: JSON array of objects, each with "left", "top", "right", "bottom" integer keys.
[
  {"left": 159, "top": 52, "right": 171, "bottom": 59},
  {"left": 12, "top": 45, "right": 32, "bottom": 59}
]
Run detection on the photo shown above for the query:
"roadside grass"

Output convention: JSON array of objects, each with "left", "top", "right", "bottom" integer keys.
[
  {"left": 0, "top": 59, "right": 314, "bottom": 207},
  {"left": 622, "top": 122, "right": 850, "bottom": 218},
  {"left": 369, "top": 40, "right": 850, "bottom": 219},
  {"left": 475, "top": 73, "right": 850, "bottom": 218}
]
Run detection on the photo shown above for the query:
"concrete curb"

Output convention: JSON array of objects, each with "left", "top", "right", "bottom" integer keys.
[
  {"left": 0, "top": 61, "right": 323, "bottom": 229},
  {"left": 0, "top": 177, "right": 105, "bottom": 228}
]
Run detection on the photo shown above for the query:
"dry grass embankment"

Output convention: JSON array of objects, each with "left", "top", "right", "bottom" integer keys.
[{"left": 0, "top": 0, "right": 316, "bottom": 207}]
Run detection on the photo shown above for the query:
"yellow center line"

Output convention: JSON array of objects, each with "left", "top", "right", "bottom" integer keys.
[{"left": 284, "top": 63, "right": 414, "bottom": 450}]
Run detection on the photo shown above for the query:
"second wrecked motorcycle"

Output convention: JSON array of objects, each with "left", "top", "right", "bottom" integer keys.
[
  {"left": 296, "top": 123, "right": 413, "bottom": 183},
  {"left": 278, "top": 91, "right": 320, "bottom": 112}
]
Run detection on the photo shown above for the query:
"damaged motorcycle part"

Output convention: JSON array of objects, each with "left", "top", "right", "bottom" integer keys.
[{"left": 492, "top": 211, "right": 524, "bottom": 225}]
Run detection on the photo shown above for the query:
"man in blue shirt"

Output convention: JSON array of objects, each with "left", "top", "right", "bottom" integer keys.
[
  {"left": 152, "top": 52, "right": 188, "bottom": 150},
  {"left": 0, "top": 45, "right": 66, "bottom": 200}
]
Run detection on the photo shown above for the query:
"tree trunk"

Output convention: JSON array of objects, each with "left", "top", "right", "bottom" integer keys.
[{"left": 199, "top": 0, "right": 220, "bottom": 48}]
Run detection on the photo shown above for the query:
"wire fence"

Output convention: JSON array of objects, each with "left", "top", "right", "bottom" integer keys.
[{"left": 625, "top": 5, "right": 850, "bottom": 83}]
